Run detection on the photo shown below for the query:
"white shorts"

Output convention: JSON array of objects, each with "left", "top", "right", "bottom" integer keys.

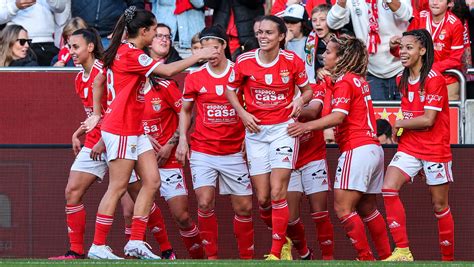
[
  {"left": 245, "top": 119, "right": 298, "bottom": 176},
  {"left": 190, "top": 151, "right": 252, "bottom": 196},
  {"left": 334, "top": 144, "right": 384, "bottom": 193},
  {"left": 70, "top": 147, "right": 108, "bottom": 180},
  {"left": 289, "top": 159, "right": 330, "bottom": 195},
  {"left": 102, "top": 131, "right": 153, "bottom": 162},
  {"left": 389, "top": 151, "right": 454, "bottom": 185},
  {"left": 159, "top": 168, "right": 188, "bottom": 201}
]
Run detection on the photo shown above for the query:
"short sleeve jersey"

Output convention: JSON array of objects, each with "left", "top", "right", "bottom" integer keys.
[
  {"left": 396, "top": 70, "right": 452, "bottom": 162},
  {"left": 409, "top": 11, "right": 464, "bottom": 84},
  {"left": 74, "top": 59, "right": 107, "bottom": 149},
  {"left": 183, "top": 60, "right": 245, "bottom": 155},
  {"left": 331, "top": 73, "right": 379, "bottom": 152},
  {"left": 142, "top": 78, "right": 182, "bottom": 168},
  {"left": 101, "top": 42, "right": 160, "bottom": 135},
  {"left": 227, "top": 49, "right": 309, "bottom": 125},
  {"left": 295, "top": 83, "right": 327, "bottom": 169}
]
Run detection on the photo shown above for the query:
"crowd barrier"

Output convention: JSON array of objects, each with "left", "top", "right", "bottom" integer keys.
[{"left": 0, "top": 146, "right": 472, "bottom": 260}]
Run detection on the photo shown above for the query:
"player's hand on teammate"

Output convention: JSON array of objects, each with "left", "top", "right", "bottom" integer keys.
[
  {"left": 16, "top": 0, "right": 36, "bottom": 9},
  {"left": 156, "top": 143, "right": 174, "bottom": 167},
  {"left": 287, "top": 121, "right": 310, "bottom": 137},
  {"left": 81, "top": 115, "right": 100, "bottom": 133},
  {"left": 175, "top": 139, "right": 190, "bottom": 166},
  {"left": 148, "top": 135, "right": 162, "bottom": 153},
  {"left": 317, "top": 68, "right": 331, "bottom": 81},
  {"left": 240, "top": 111, "right": 261, "bottom": 133},
  {"left": 71, "top": 134, "right": 82, "bottom": 156},
  {"left": 90, "top": 138, "right": 105, "bottom": 161},
  {"left": 287, "top": 96, "right": 304, "bottom": 118}
]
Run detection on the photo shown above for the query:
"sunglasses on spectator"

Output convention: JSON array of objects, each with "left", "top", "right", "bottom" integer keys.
[
  {"left": 156, "top": 34, "right": 172, "bottom": 40},
  {"left": 17, "top": 38, "right": 32, "bottom": 46}
]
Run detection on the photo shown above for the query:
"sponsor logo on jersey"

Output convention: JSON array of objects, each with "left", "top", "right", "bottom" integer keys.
[
  {"left": 138, "top": 54, "right": 153, "bottom": 67},
  {"left": 265, "top": 74, "right": 273, "bottom": 85},
  {"left": 427, "top": 163, "right": 443, "bottom": 172},
  {"left": 312, "top": 169, "right": 327, "bottom": 179},
  {"left": 215, "top": 85, "right": 224, "bottom": 96},
  {"left": 427, "top": 94, "right": 442, "bottom": 104},
  {"left": 282, "top": 156, "right": 290, "bottom": 163},
  {"left": 199, "top": 87, "right": 207, "bottom": 93},
  {"left": 332, "top": 97, "right": 350, "bottom": 106},
  {"left": 250, "top": 75, "right": 256, "bottom": 81},
  {"left": 203, "top": 103, "right": 238, "bottom": 124},
  {"left": 251, "top": 88, "right": 289, "bottom": 108},
  {"left": 142, "top": 119, "right": 162, "bottom": 135}
]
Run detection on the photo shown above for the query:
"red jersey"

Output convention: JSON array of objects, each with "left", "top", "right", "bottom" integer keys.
[
  {"left": 331, "top": 73, "right": 378, "bottom": 152},
  {"left": 408, "top": 11, "right": 464, "bottom": 85},
  {"left": 183, "top": 60, "right": 245, "bottom": 155},
  {"left": 142, "top": 78, "right": 182, "bottom": 168},
  {"left": 396, "top": 70, "right": 452, "bottom": 162},
  {"left": 295, "top": 83, "right": 326, "bottom": 169},
  {"left": 74, "top": 60, "right": 107, "bottom": 149},
  {"left": 101, "top": 42, "right": 160, "bottom": 135},
  {"left": 228, "top": 49, "right": 309, "bottom": 125}
]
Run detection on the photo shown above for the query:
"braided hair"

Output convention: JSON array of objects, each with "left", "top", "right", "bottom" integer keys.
[
  {"left": 330, "top": 35, "right": 368, "bottom": 80},
  {"left": 397, "top": 29, "right": 434, "bottom": 97}
]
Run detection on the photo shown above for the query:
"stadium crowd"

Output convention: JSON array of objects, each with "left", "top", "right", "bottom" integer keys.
[{"left": 0, "top": 0, "right": 465, "bottom": 262}]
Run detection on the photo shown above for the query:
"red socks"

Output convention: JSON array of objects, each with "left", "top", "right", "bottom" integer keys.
[
  {"left": 130, "top": 215, "right": 148, "bottom": 241},
  {"left": 233, "top": 215, "right": 254, "bottom": 259},
  {"left": 66, "top": 204, "right": 86, "bottom": 254},
  {"left": 198, "top": 209, "right": 218, "bottom": 259},
  {"left": 287, "top": 218, "right": 309, "bottom": 257},
  {"left": 93, "top": 213, "right": 113, "bottom": 245},
  {"left": 382, "top": 189, "right": 409, "bottom": 248},
  {"left": 312, "top": 211, "right": 334, "bottom": 260},
  {"left": 124, "top": 225, "right": 132, "bottom": 241},
  {"left": 435, "top": 207, "right": 454, "bottom": 261},
  {"left": 362, "top": 209, "right": 391, "bottom": 260},
  {"left": 147, "top": 203, "right": 172, "bottom": 252},
  {"left": 270, "top": 199, "right": 289, "bottom": 258},
  {"left": 179, "top": 223, "right": 205, "bottom": 259},
  {"left": 339, "top": 212, "right": 374, "bottom": 260},
  {"left": 259, "top": 205, "right": 272, "bottom": 230}
]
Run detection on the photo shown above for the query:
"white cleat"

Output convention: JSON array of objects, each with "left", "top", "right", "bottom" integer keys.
[
  {"left": 124, "top": 240, "right": 161, "bottom": 260},
  {"left": 88, "top": 244, "right": 123, "bottom": 260}
]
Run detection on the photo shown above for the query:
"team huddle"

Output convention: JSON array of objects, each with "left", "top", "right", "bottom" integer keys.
[{"left": 49, "top": 6, "right": 454, "bottom": 262}]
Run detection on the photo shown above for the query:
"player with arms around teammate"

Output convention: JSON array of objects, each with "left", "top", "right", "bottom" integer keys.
[
  {"left": 226, "top": 15, "right": 313, "bottom": 260},
  {"left": 288, "top": 35, "right": 390, "bottom": 261},
  {"left": 382, "top": 29, "right": 454, "bottom": 262},
  {"left": 82, "top": 7, "right": 216, "bottom": 260},
  {"left": 176, "top": 25, "right": 254, "bottom": 260}
]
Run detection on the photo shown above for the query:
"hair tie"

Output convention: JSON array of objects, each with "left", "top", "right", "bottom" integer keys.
[
  {"left": 124, "top": 6, "right": 137, "bottom": 24},
  {"left": 199, "top": 35, "right": 226, "bottom": 43}
]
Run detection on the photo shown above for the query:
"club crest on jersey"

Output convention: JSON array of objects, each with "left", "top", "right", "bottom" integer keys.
[
  {"left": 439, "top": 30, "right": 446, "bottom": 41},
  {"left": 408, "top": 92, "right": 414, "bottom": 102},
  {"left": 151, "top": 98, "right": 161, "bottom": 111},
  {"left": 138, "top": 54, "right": 153, "bottom": 67},
  {"left": 419, "top": 91, "right": 425, "bottom": 102},
  {"left": 83, "top": 87, "right": 89, "bottom": 98},
  {"left": 265, "top": 74, "right": 273, "bottom": 85},
  {"left": 280, "top": 70, "right": 290, "bottom": 84},
  {"left": 130, "top": 144, "right": 137, "bottom": 153},
  {"left": 215, "top": 85, "right": 224, "bottom": 96}
]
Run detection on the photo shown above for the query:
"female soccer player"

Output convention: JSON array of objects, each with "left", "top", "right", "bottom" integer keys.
[
  {"left": 383, "top": 29, "right": 454, "bottom": 262},
  {"left": 287, "top": 35, "right": 390, "bottom": 261},
  {"left": 83, "top": 6, "right": 216, "bottom": 259},
  {"left": 176, "top": 25, "right": 254, "bottom": 260},
  {"left": 226, "top": 15, "right": 313, "bottom": 260}
]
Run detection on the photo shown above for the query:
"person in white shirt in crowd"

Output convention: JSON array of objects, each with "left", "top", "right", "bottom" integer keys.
[
  {"left": 327, "top": 0, "right": 412, "bottom": 100},
  {"left": 282, "top": 4, "right": 312, "bottom": 60},
  {"left": 0, "top": 0, "right": 68, "bottom": 66}
]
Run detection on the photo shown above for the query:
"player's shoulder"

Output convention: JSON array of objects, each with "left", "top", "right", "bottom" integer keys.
[
  {"left": 92, "top": 59, "right": 104, "bottom": 73},
  {"left": 236, "top": 49, "right": 257, "bottom": 64},
  {"left": 75, "top": 70, "right": 83, "bottom": 82},
  {"left": 446, "top": 12, "right": 461, "bottom": 25},
  {"left": 188, "top": 64, "right": 207, "bottom": 76},
  {"left": 280, "top": 49, "right": 297, "bottom": 61}
]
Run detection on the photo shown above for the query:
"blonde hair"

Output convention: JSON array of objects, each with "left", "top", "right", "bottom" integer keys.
[
  {"left": 62, "top": 17, "right": 88, "bottom": 42},
  {"left": 0, "top": 24, "right": 28, "bottom": 66},
  {"left": 331, "top": 35, "right": 368, "bottom": 80}
]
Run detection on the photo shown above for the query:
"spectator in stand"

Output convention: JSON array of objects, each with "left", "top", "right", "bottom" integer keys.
[
  {"left": 0, "top": 0, "right": 67, "bottom": 66},
  {"left": 151, "top": 0, "right": 205, "bottom": 55},
  {"left": 71, "top": 0, "right": 144, "bottom": 48},
  {"left": 52, "top": 17, "right": 88, "bottom": 67},
  {"left": 463, "top": 0, "right": 474, "bottom": 98},
  {"left": 271, "top": 0, "right": 336, "bottom": 17},
  {"left": 327, "top": 0, "right": 412, "bottom": 101},
  {"left": 205, "top": 0, "right": 264, "bottom": 60},
  {"left": 146, "top": 23, "right": 183, "bottom": 64},
  {"left": 282, "top": 4, "right": 311, "bottom": 60},
  {"left": 376, "top": 119, "right": 395, "bottom": 144},
  {"left": 0, "top": 24, "right": 38, "bottom": 66}
]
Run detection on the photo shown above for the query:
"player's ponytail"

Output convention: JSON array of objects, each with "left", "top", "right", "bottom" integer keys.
[
  {"left": 103, "top": 6, "right": 156, "bottom": 68},
  {"left": 398, "top": 29, "right": 434, "bottom": 96},
  {"left": 199, "top": 25, "right": 231, "bottom": 59},
  {"left": 260, "top": 15, "right": 287, "bottom": 49},
  {"left": 331, "top": 35, "right": 368, "bottom": 80},
  {"left": 71, "top": 28, "right": 104, "bottom": 60}
]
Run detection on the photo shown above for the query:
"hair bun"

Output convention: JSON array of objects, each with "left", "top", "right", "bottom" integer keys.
[{"left": 124, "top": 6, "right": 137, "bottom": 24}]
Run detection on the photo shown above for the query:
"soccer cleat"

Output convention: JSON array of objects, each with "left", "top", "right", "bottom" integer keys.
[
  {"left": 48, "top": 250, "right": 85, "bottom": 260},
  {"left": 383, "top": 247, "right": 414, "bottom": 262},
  {"left": 124, "top": 240, "right": 161, "bottom": 260},
  {"left": 301, "top": 248, "right": 314, "bottom": 260},
  {"left": 161, "top": 249, "right": 177, "bottom": 260},
  {"left": 88, "top": 244, "right": 123, "bottom": 260},
  {"left": 264, "top": 254, "right": 280, "bottom": 260},
  {"left": 280, "top": 237, "right": 293, "bottom": 260}
]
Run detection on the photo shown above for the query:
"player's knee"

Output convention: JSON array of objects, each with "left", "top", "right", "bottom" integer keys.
[
  {"left": 197, "top": 199, "right": 214, "bottom": 211},
  {"left": 432, "top": 199, "right": 449, "bottom": 213},
  {"left": 174, "top": 211, "right": 192, "bottom": 228},
  {"left": 141, "top": 176, "right": 161, "bottom": 192},
  {"left": 270, "top": 186, "right": 286, "bottom": 201},
  {"left": 233, "top": 201, "right": 252, "bottom": 216},
  {"left": 65, "top": 184, "right": 83, "bottom": 204},
  {"left": 333, "top": 202, "right": 352, "bottom": 219}
]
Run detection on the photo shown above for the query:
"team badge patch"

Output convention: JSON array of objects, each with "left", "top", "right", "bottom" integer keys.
[
  {"left": 138, "top": 54, "right": 153, "bottom": 67},
  {"left": 229, "top": 69, "right": 235, "bottom": 82},
  {"left": 408, "top": 92, "right": 414, "bottom": 102},
  {"left": 419, "top": 91, "right": 425, "bottom": 102},
  {"left": 151, "top": 98, "right": 161, "bottom": 111},
  {"left": 439, "top": 30, "right": 446, "bottom": 41},
  {"left": 215, "top": 85, "right": 224, "bottom": 96},
  {"left": 130, "top": 144, "right": 137, "bottom": 153},
  {"left": 265, "top": 74, "right": 273, "bottom": 85},
  {"left": 280, "top": 70, "right": 290, "bottom": 84}
]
